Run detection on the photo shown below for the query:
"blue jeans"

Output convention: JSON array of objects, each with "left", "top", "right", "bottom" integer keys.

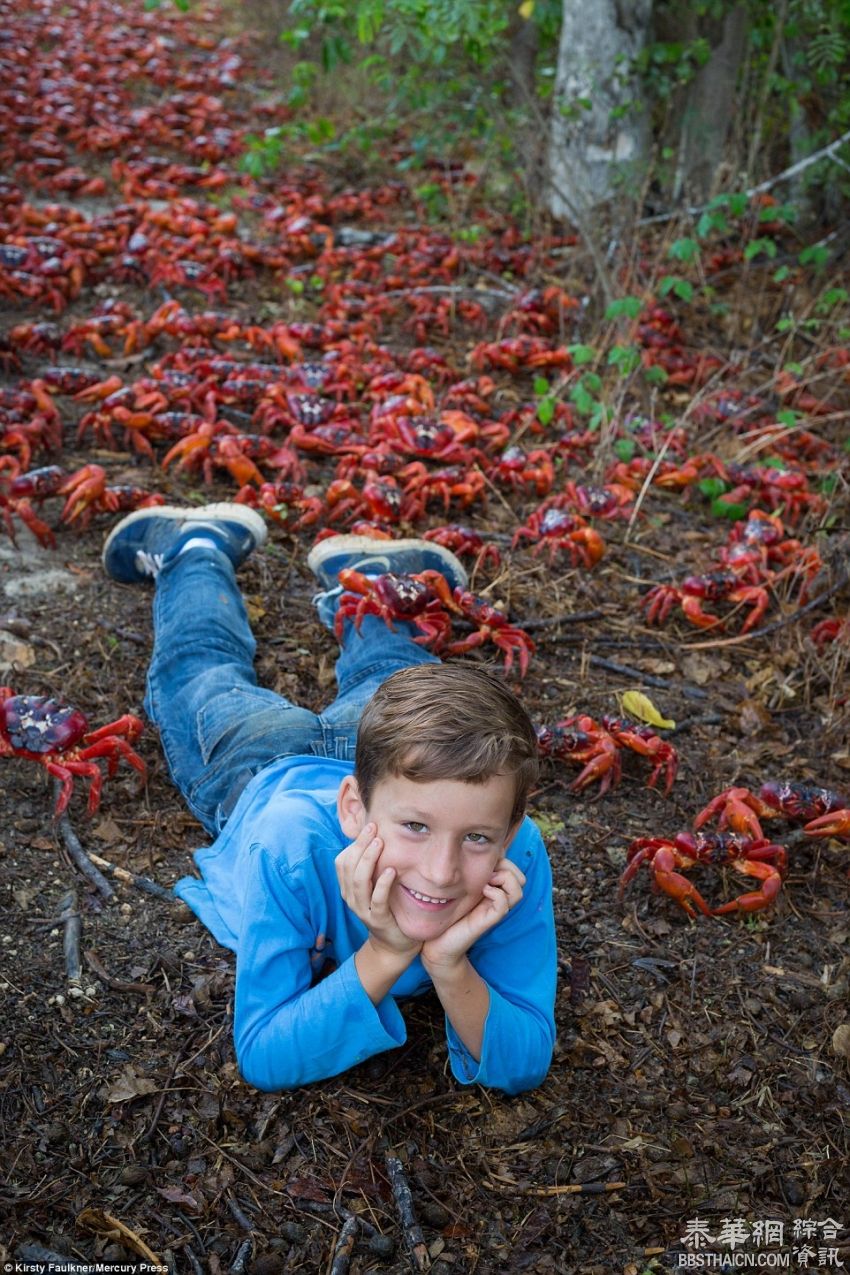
[{"left": 144, "top": 545, "right": 439, "bottom": 834}]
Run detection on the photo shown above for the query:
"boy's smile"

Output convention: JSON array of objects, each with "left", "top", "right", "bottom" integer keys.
[{"left": 338, "top": 771, "right": 519, "bottom": 941}]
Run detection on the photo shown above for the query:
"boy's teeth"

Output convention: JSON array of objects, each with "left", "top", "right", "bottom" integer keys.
[{"left": 409, "top": 888, "right": 448, "bottom": 903}]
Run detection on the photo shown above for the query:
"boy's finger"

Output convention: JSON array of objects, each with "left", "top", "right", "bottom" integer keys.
[{"left": 370, "top": 865, "right": 395, "bottom": 910}]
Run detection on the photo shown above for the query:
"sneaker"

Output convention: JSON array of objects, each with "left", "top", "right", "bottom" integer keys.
[
  {"left": 102, "top": 503, "right": 267, "bottom": 584},
  {"left": 306, "top": 534, "right": 468, "bottom": 631}
]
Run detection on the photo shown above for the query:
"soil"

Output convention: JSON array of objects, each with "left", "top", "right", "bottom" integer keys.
[{"left": 1, "top": 4, "right": 849, "bottom": 1274}]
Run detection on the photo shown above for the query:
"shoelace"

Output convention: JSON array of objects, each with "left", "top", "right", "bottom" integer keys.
[{"left": 134, "top": 549, "right": 165, "bottom": 577}]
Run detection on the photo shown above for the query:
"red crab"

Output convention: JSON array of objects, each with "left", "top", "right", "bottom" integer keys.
[
  {"left": 619, "top": 831, "right": 788, "bottom": 919},
  {"left": 0, "top": 688, "right": 146, "bottom": 817},
  {"left": 334, "top": 568, "right": 457, "bottom": 649},
  {"left": 695, "top": 781, "right": 850, "bottom": 843},
  {"left": 536, "top": 714, "right": 678, "bottom": 795},
  {"left": 512, "top": 499, "right": 606, "bottom": 568}
]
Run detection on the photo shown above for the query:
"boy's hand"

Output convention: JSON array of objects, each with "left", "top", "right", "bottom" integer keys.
[
  {"left": 335, "top": 823, "right": 421, "bottom": 960},
  {"left": 421, "top": 858, "right": 525, "bottom": 974}
]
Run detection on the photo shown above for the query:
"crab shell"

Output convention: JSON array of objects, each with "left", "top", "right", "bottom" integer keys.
[{"left": 0, "top": 694, "right": 88, "bottom": 756}]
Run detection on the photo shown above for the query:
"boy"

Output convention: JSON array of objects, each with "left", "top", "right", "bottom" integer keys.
[{"left": 103, "top": 504, "right": 557, "bottom": 1094}]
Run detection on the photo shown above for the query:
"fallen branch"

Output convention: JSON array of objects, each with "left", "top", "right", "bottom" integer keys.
[
  {"left": 84, "top": 948, "right": 154, "bottom": 995},
  {"left": 54, "top": 793, "right": 114, "bottom": 901},
  {"left": 585, "top": 655, "right": 709, "bottom": 701},
  {"left": 485, "top": 1176, "right": 626, "bottom": 1196},
  {"left": 668, "top": 713, "right": 726, "bottom": 737},
  {"left": 60, "top": 888, "right": 81, "bottom": 985},
  {"left": 520, "top": 610, "right": 603, "bottom": 632},
  {"left": 230, "top": 1237, "right": 252, "bottom": 1275},
  {"left": 86, "top": 850, "right": 173, "bottom": 901},
  {"left": 384, "top": 1154, "right": 430, "bottom": 1273},
  {"left": 329, "top": 1214, "right": 359, "bottom": 1275}
]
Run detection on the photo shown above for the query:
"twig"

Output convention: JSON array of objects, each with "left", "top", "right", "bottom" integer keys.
[
  {"left": 485, "top": 1177, "right": 627, "bottom": 1196},
  {"left": 378, "top": 283, "right": 516, "bottom": 304},
  {"left": 230, "top": 1237, "right": 252, "bottom": 1275},
  {"left": 685, "top": 575, "right": 849, "bottom": 650},
  {"left": 384, "top": 1154, "right": 430, "bottom": 1272},
  {"left": 54, "top": 791, "right": 115, "bottom": 901},
  {"left": 584, "top": 655, "right": 709, "bottom": 700},
  {"left": 227, "top": 1195, "right": 255, "bottom": 1232},
  {"left": 184, "top": 1247, "right": 205, "bottom": 1275},
  {"left": 86, "top": 850, "right": 173, "bottom": 901},
  {"left": 328, "top": 1214, "right": 359, "bottom": 1275},
  {"left": 84, "top": 948, "right": 154, "bottom": 995},
  {"left": 668, "top": 713, "right": 725, "bottom": 737},
  {"left": 520, "top": 609, "right": 603, "bottom": 632},
  {"left": 60, "top": 888, "right": 81, "bottom": 985}
]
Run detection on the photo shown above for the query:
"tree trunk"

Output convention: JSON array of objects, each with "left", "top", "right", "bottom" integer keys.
[
  {"left": 546, "top": 0, "right": 652, "bottom": 216},
  {"left": 673, "top": 4, "right": 749, "bottom": 202}
]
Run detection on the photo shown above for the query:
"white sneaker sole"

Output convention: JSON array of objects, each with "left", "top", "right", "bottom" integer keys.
[
  {"left": 306, "top": 534, "right": 468, "bottom": 589},
  {"left": 102, "top": 502, "right": 268, "bottom": 572}
]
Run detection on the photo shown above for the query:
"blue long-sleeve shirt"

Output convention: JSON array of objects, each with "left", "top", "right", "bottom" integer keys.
[{"left": 174, "top": 755, "right": 557, "bottom": 1094}]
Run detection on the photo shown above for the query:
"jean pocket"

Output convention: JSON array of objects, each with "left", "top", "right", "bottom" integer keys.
[{"left": 196, "top": 687, "right": 319, "bottom": 766}]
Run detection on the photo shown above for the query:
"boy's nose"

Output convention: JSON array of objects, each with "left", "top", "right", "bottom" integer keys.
[{"left": 424, "top": 840, "right": 460, "bottom": 887}]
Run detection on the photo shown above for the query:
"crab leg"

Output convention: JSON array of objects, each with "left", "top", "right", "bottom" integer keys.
[{"left": 711, "top": 859, "right": 783, "bottom": 915}]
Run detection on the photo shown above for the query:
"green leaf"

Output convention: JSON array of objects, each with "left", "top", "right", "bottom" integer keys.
[
  {"left": 783, "top": 362, "right": 804, "bottom": 376},
  {"left": 570, "top": 382, "right": 594, "bottom": 415},
  {"left": 799, "top": 243, "right": 829, "bottom": 271},
  {"left": 533, "top": 375, "right": 550, "bottom": 395},
  {"left": 815, "top": 287, "right": 849, "bottom": 313},
  {"left": 604, "top": 296, "right": 642, "bottom": 320},
  {"left": 773, "top": 265, "right": 792, "bottom": 282},
  {"left": 711, "top": 498, "right": 748, "bottom": 520},
  {"left": 697, "top": 209, "right": 729, "bottom": 238},
  {"left": 537, "top": 397, "right": 555, "bottom": 426},
  {"left": 614, "top": 438, "right": 636, "bottom": 462},
  {"left": 607, "top": 344, "right": 641, "bottom": 374},
  {"left": 668, "top": 237, "right": 699, "bottom": 263},
  {"left": 643, "top": 365, "right": 668, "bottom": 385},
  {"left": 744, "top": 237, "right": 778, "bottom": 261},
  {"left": 699, "top": 477, "right": 728, "bottom": 499},
  {"left": 761, "top": 457, "right": 787, "bottom": 470},
  {"left": 776, "top": 409, "right": 799, "bottom": 427},
  {"left": 775, "top": 316, "right": 795, "bottom": 332},
  {"left": 567, "top": 343, "right": 596, "bottom": 365}
]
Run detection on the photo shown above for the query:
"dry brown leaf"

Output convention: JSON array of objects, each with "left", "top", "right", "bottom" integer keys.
[
  {"left": 106, "top": 1066, "right": 158, "bottom": 1103},
  {"left": 156, "top": 1185, "right": 203, "bottom": 1212},
  {"left": 91, "top": 816, "right": 123, "bottom": 843},
  {"left": 0, "top": 632, "right": 35, "bottom": 671},
  {"left": 738, "top": 699, "right": 773, "bottom": 735},
  {"left": 831, "top": 1024, "right": 850, "bottom": 1059},
  {"left": 680, "top": 652, "right": 719, "bottom": 685},
  {"left": 77, "top": 1209, "right": 161, "bottom": 1264}
]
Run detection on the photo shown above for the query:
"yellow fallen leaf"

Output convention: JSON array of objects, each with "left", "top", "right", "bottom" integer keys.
[
  {"left": 619, "top": 690, "right": 675, "bottom": 730},
  {"left": 518, "top": 0, "right": 535, "bottom": 17}
]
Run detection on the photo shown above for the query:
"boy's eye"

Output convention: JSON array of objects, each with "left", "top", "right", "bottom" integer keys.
[
  {"left": 465, "top": 833, "right": 490, "bottom": 845},
  {"left": 403, "top": 821, "right": 427, "bottom": 833}
]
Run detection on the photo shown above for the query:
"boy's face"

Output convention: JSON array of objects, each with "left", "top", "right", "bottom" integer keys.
[{"left": 338, "top": 771, "right": 520, "bottom": 942}]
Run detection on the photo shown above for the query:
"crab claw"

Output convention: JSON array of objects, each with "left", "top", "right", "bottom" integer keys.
[
  {"left": 693, "top": 787, "right": 775, "bottom": 840},
  {"left": 803, "top": 809, "right": 850, "bottom": 840},
  {"left": 711, "top": 858, "right": 784, "bottom": 915}
]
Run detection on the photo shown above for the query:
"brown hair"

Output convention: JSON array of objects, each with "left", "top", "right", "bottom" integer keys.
[{"left": 354, "top": 664, "right": 539, "bottom": 826}]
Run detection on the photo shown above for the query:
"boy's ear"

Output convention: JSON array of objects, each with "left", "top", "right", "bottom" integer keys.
[{"left": 337, "top": 774, "right": 367, "bottom": 840}]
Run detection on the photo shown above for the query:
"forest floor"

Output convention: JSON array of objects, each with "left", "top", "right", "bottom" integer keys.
[{"left": 1, "top": 2, "right": 849, "bottom": 1273}]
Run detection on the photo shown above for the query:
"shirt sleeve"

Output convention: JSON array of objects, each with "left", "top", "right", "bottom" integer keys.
[
  {"left": 444, "top": 826, "right": 557, "bottom": 1095},
  {"left": 233, "top": 843, "right": 407, "bottom": 1091}
]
